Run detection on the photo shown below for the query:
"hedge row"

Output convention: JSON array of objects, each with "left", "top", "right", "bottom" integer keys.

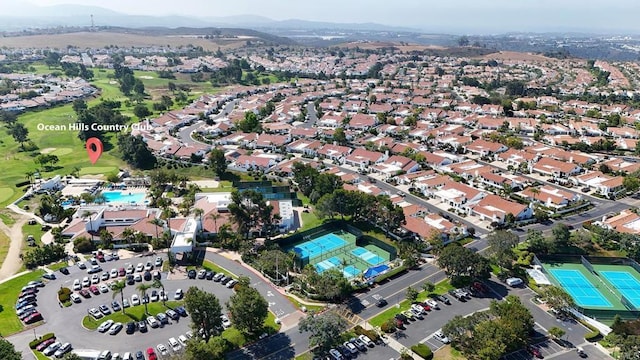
[
  {"left": 29, "top": 333, "right": 55, "bottom": 349},
  {"left": 353, "top": 325, "right": 379, "bottom": 343},
  {"left": 374, "top": 265, "right": 407, "bottom": 284},
  {"left": 585, "top": 330, "right": 600, "bottom": 342},
  {"left": 411, "top": 343, "right": 433, "bottom": 360}
]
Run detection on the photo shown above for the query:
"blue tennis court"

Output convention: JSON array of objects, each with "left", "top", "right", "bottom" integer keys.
[
  {"left": 293, "top": 233, "right": 348, "bottom": 261},
  {"left": 315, "top": 257, "right": 342, "bottom": 274},
  {"left": 343, "top": 265, "right": 361, "bottom": 278},
  {"left": 351, "top": 248, "right": 385, "bottom": 265},
  {"left": 549, "top": 269, "right": 612, "bottom": 308},
  {"left": 600, "top": 271, "right": 640, "bottom": 308}
]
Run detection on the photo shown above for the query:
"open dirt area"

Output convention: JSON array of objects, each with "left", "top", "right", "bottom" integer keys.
[
  {"left": 0, "top": 31, "right": 246, "bottom": 50},
  {"left": 479, "top": 51, "right": 557, "bottom": 62}
]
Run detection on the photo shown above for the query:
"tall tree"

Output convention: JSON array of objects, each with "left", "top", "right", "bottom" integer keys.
[
  {"left": 111, "top": 280, "right": 127, "bottom": 314},
  {"left": 184, "top": 286, "right": 223, "bottom": 342},
  {"left": 299, "top": 311, "right": 348, "bottom": 352},
  {"left": 0, "top": 338, "right": 21, "bottom": 360},
  {"left": 437, "top": 244, "right": 491, "bottom": 282},
  {"left": 152, "top": 279, "right": 166, "bottom": 305},
  {"left": 8, "top": 123, "right": 29, "bottom": 149},
  {"left": 486, "top": 230, "right": 519, "bottom": 269},
  {"left": 226, "top": 285, "right": 269, "bottom": 334},
  {"left": 208, "top": 148, "right": 228, "bottom": 177},
  {"left": 539, "top": 285, "right": 575, "bottom": 311},
  {"left": 136, "top": 283, "right": 151, "bottom": 314}
]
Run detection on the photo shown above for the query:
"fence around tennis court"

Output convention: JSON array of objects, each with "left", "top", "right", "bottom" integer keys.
[{"left": 534, "top": 254, "right": 640, "bottom": 321}]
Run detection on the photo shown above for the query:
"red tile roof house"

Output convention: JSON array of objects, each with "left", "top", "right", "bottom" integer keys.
[
  {"left": 371, "top": 155, "right": 420, "bottom": 180},
  {"left": 521, "top": 185, "right": 579, "bottom": 210},
  {"left": 344, "top": 148, "right": 388, "bottom": 170},
  {"left": 497, "top": 149, "right": 537, "bottom": 168},
  {"left": 230, "top": 154, "right": 279, "bottom": 172},
  {"left": 464, "top": 139, "right": 508, "bottom": 157},
  {"left": 476, "top": 172, "right": 524, "bottom": 192},
  {"left": 285, "top": 139, "right": 322, "bottom": 156},
  {"left": 430, "top": 182, "right": 486, "bottom": 216},
  {"left": 251, "top": 133, "right": 292, "bottom": 151},
  {"left": 471, "top": 194, "right": 533, "bottom": 224},
  {"left": 346, "top": 113, "right": 378, "bottom": 130},
  {"left": 317, "top": 144, "right": 353, "bottom": 163},
  {"left": 532, "top": 157, "right": 582, "bottom": 178},
  {"left": 599, "top": 210, "right": 640, "bottom": 235}
]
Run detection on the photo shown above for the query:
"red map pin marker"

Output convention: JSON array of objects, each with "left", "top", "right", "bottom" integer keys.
[{"left": 86, "top": 137, "right": 103, "bottom": 165}]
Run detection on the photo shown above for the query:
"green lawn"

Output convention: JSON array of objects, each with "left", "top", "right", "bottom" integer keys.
[
  {"left": 0, "top": 211, "right": 16, "bottom": 226},
  {"left": 221, "top": 311, "right": 282, "bottom": 347},
  {"left": 0, "top": 225, "right": 10, "bottom": 271},
  {"left": 22, "top": 222, "right": 45, "bottom": 245},
  {"left": 47, "top": 261, "right": 69, "bottom": 271},
  {"left": 0, "top": 270, "right": 45, "bottom": 335},
  {"left": 369, "top": 279, "right": 455, "bottom": 327},
  {"left": 82, "top": 301, "right": 182, "bottom": 330},
  {"left": 33, "top": 351, "right": 49, "bottom": 360},
  {"left": 300, "top": 211, "right": 323, "bottom": 231},
  {"left": 284, "top": 295, "right": 325, "bottom": 313}
]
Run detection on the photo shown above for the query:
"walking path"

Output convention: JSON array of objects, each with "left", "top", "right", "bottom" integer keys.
[{"left": 0, "top": 215, "right": 28, "bottom": 281}]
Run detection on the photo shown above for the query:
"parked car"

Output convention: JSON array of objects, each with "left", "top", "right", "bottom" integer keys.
[
  {"left": 70, "top": 293, "right": 81, "bottom": 303},
  {"left": 226, "top": 279, "right": 238, "bottom": 288},
  {"left": 435, "top": 294, "right": 451, "bottom": 305},
  {"left": 110, "top": 269, "right": 118, "bottom": 278},
  {"left": 111, "top": 300, "right": 121, "bottom": 312},
  {"left": 425, "top": 298, "right": 440, "bottom": 309},
  {"left": 187, "top": 270, "right": 196, "bottom": 279},
  {"left": 135, "top": 263, "right": 144, "bottom": 272},
  {"left": 143, "top": 271, "right": 152, "bottom": 281},
  {"left": 433, "top": 330, "right": 450, "bottom": 344},
  {"left": 97, "top": 319, "right": 114, "bottom": 333},
  {"left": 150, "top": 290, "right": 159, "bottom": 302},
  {"left": 126, "top": 321, "right": 136, "bottom": 334},
  {"left": 221, "top": 314, "right": 232, "bottom": 328},
  {"left": 88, "top": 308, "right": 103, "bottom": 319},
  {"left": 576, "top": 347, "right": 587, "bottom": 358},
  {"left": 168, "top": 337, "right": 182, "bottom": 352},
  {"left": 109, "top": 322, "right": 123, "bottom": 335},
  {"left": 36, "top": 338, "right": 56, "bottom": 352},
  {"left": 350, "top": 337, "right": 367, "bottom": 351},
  {"left": 43, "top": 341, "right": 62, "bottom": 356},
  {"left": 527, "top": 345, "right": 543, "bottom": 359},
  {"left": 73, "top": 279, "right": 81, "bottom": 291},
  {"left": 99, "top": 284, "right": 109, "bottom": 293},
  {"left": 166, "top": 309, "right": 179, "bottom": 320},
  {"left": 154, "top": 257, "right": 163, "bottom": 267},
  {"left": 146, "top": 348, "right": 157, "bottom": 360},
  {"left": 343, "top": 341, "right": 359, "bottom": 355},
  {"left": 358, "top": 334, "right": 375, "bottom": 347},
  {"left": 138, "top": 320, "right": 147, "bottom": 333},
  {"left": 174, "top": 289, "right": 183, "bottom": 300},
  {"left": 153, "top": 271, "right": 161, "bottom": 280},
  {"left": 402, "top": 310, "right": 416, "bottom": 321},
  {"left": 144, "top": 262, "right": 153, "bottom": 271},
  {"left": 205, "top": 271, "right": 215, "bottom": 280},
  {"left": 212, "top": 273, "right": 224, "bottom": 281},
  {"left": 43, "top": 273, "right": 56, "bottom": 280},
  {"left": 329, "top": 348, "right": 344, "bottom": 360},
  {"left": 157, "top": 343, "right": 169, "bottom": 356},
  {"left": 99, "top": 304, "right": 112, "bottom": 315},
  {"left": 133, "top": 273, "right": 142, "bottom": 282},
  {"left": 79, "top": 289, "right": 91, "bottom": 298},
  {"left": 156, "top": 312, "right": 169, "bottom": 325},
  {"left": 409, "top": 307, "right": 424, "bottom": 319},
  {"left": 59, "top": 267, "right": 70, "bottom": 275},
  {"left": 122, "top": 298, "right": 130, "bottom": 308},
  {"left": 131, "top": 294, "right": 140, "bottom": 306},
  {"left": 101, "top": 272, "right": 110, "bottom": 281},
  {"left": 147, "top": 316, "right": 160, "bottom": 328},
  {"left": 197, "top": 269, "right": 206, "bottom": 279},
  {"left": 89, "top": 285, "right": 100, "bottom": 295},
  {"left": 174, "top": 306, "right": 188, "bottom": 317}
]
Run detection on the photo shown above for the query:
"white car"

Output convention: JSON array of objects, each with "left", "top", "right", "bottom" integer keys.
[
  {"left": 174, "top": 289, "right": 183, "bottom": 300},
  {"left": 359, "top": 334, "right": 375, "bottom": 347},
  {"left": 144, "top": 262, "right": 153, "bottom": 271},
  {"left": 131, "top": 294, "right": 140, "bottom": 306},
  {"left": 122, "top": 299, "right": 130, "bottom": 308},
  {"left": 133, "top": 273, "right": 142, "bottom": 282},
  {"left": 73, "top": 279, "right": 81, "bottom": 291},
  {"left": 110, "top": 269, "right": 118, "bottom": 278},
  {"left": 226, "top": 279, "right": 238, "bottom": 288},
  {"left": 157, "top": 343, "right": 169, "bottom": 356},
  {"left": 425, "top": 299, "right": 440, "bottom": 309},
  {"left": 82, "top": 277, "right": 90, "bottom": 287},
  {"left": 147, "top": 316, "right": 160, "bottom": 328},
  {"left": 168, "top": 337, "right": 182, "bottom": 352},
  {"left": 97, "top": 319, "right": 115, "bottom": 333},
  {"left": 135, "top": 263, "right": 144, "bottom": 272},
  {"left": 155, "top": 257, "right": 163, "bottom": 267},
  {"left": 178, "top": 335, "right": 189, "bottom": 347},
  {"left": 70, "top": 293, "right": 81, "bottom": 303},
  {"left": 101, "top": 272, "right": 110, "bottom": 281},
  {"left": 91, "top": 274, "right": 100, "bottom": 284},
  {"left": 126, "top": 264, "right": 134, "bottom": 274},
  {"left": 53, "top": 342, "right": 72, "bottom": 358},
  {"left": 99, "top": 284, "right": 109, "bottom": 293},
  {"left": 411, "top": 304, "right": 426, "bottom": 315},
  {"left": 221, "top": 314, "right": 231, "bottom": 329},
  {"left": 43, "top": 341, "right": 62, "bottom": 356},
  {"left": 433, "top": 330, "right": 450, "bottom": 344},
  {"left": 88, "top": 308, "right": 103, "bottom": 319}
]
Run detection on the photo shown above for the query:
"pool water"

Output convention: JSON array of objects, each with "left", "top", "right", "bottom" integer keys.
[{"left": 102, "top": 191, "right": 145, "bottom": 204}]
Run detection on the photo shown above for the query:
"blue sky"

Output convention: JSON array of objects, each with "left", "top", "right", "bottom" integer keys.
[{"left": 7, "top": 0, "right": 640, "bottom": 33}]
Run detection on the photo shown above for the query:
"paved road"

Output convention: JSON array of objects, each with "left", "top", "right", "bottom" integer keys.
[
  {"left": 301, "top": 103, "right": 318, "bottom": 129},
  {"left": 178, "top": 100, "right": 237, "bottom": 146}
]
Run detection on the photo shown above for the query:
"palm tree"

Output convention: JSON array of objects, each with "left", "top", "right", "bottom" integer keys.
[
  {"left": 25, "top": 171, "right": 34, "bottom": 186},
  {"left": 192, "top": 208, "right": 204, "bottom": 239},
  {"left": 93, "top": 192, "right": 107, "bottom": 204},
  {"left": 530, "top": 186, "right": 540, "bottom": 202},
  {"left": 209, "top": 211, "right": 221, "bottom": 237},
  {"left": 82, "top": 210, "right": 95, "bottom": 241},
  {"left": 121, "top": 227, "right": 136, "bottom": 246},
  {"left": 148, "top": 218, "right": 164, "bottom": 242},
  {"left": 111, "top": 280, "right": 127, "bottom": 314},
  {"left": 99, "top": 229, "right": 113, "bottom": 248},
  {"left": 136, "top": 283, "right": 151, "bottom": 315},
  {"left": 151, "top": 279, "right": 166, "bottom": 306}
]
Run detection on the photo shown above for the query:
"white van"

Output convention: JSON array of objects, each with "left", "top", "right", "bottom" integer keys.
[
  {"left": 506, "top": 277, "right": 523, "bottom": 287},
  {"left": 98, "top": 350, "right": 112, "bottom": 360},
  {"left": 121, "top": 353, "right": 132, "bottom": 360}
]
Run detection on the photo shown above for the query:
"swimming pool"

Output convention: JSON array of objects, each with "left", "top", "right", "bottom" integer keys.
[{"left": 102, "top": 191, "right": 146, "bottom": 204}]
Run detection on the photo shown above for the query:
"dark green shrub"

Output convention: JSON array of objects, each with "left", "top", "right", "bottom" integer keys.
[
  {"left": 29, "top": 333, "right": 55, "bottom": 349},
  {"left": 585, "top": 330, "right": 600, "bottom": 341},
  {"left": 411, "top": 343, "right": 433, "bottom": 360}
]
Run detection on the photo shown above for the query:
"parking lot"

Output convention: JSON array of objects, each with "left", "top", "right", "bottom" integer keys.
[
  {"left": 501, "top": 339, "right": 568, "bottom": 360},
  {"left": 33, "top": 254, "right": 238, "bottom": 356}
]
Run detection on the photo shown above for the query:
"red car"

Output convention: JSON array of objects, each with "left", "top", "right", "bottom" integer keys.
[
  {"left": 118, "top": 268, "right": 126, "bottom": 276},
  {"left": 527, "top": 345, "right": 543, "bottom": 359},
  {"left": 36, "top": 338, "right": 56, "bottom": 352},
  {"left": 419, "top": 303, "right": 431, "bottom": 312},
  {"left": 146, "top": 347, "right": 157, "bottom": 360},
  {"left": 24, "top": 312, "right": 43, "bottom": 324},
  {"left": 79, "top": 289, "right": 91, "bottom": 298},
  {"left": 89, "top": 285, "right": 100, "bottom": 295}
]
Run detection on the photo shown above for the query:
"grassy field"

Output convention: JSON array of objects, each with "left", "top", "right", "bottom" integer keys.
[
  {"left": 82, "top": 301, "right": 182, "bottom": 330},
  {"left": 369, "top": 279, "right": 455, "bottom": 327},
  {"left": 47, "top": 261, "right": 69, "bottom": 271},
  {"left": 0, "top": 269, "right": 45, "bottom": 335},
  {"left": 434, "top": 345, "right": 467, "bottom": 360},
  {"left": 221, "top": 310, "right": 282, "bottom": 347},
  {"left": 0, "top": 210, "right": 17, "bottom": 226},
  {"left": 0, "top": 229, "right": 10, "bottom": 275}
]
